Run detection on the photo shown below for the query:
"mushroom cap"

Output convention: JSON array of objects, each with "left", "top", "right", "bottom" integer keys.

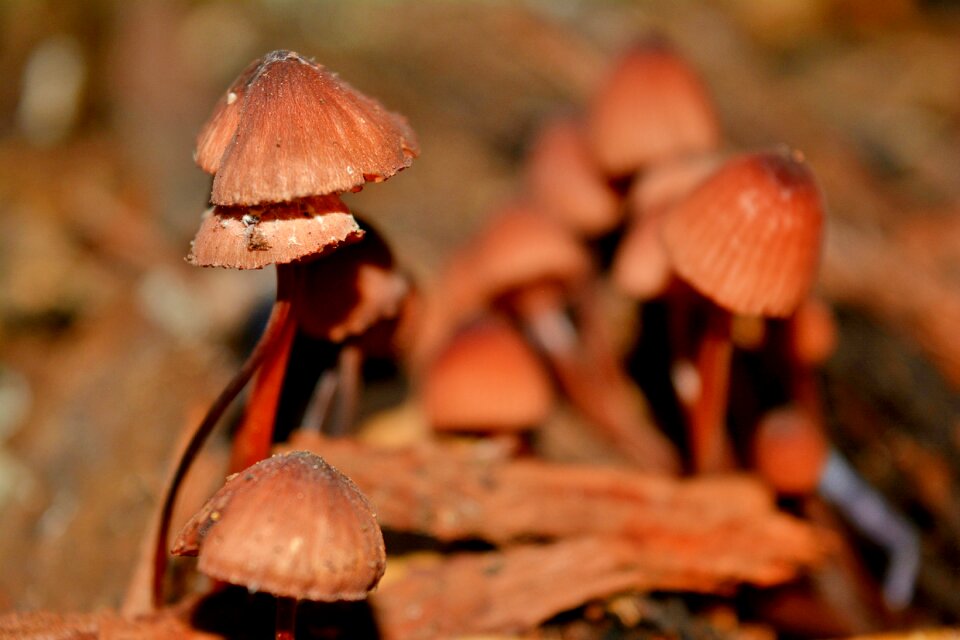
[
  {"left": 523, "top": 118, "right": 621, "bottom": 237},
  {"left": 187, "top": 195, "right": 363, "bottom": 270},
  {"left": 422, "top": 317, "right": 554, "bottom": 433},
  {"left": 172, "top": 451, "right": 386, "bottom": 602},
  {"left": 199, "top": 50, "right": 419, "bottom": 205},
  {"left": 661, "top": 149, "right": 825, "bottom": 317},
  {"left": 753, "top": 407, "right": 828, "bottom": 495},
  {"left": 586, "top": 41, "right": 720, "bottom": 176},
  {"left": 467, "top": 203, "right": 594, "bottom": 302},
  {"left": 627, "top": 153, "right": 721, "bottom": 219},
  {"left": 611, "top": 212, "right": 672, "bottom": 301},
  {"left": 292, "top": 221, "right": 410, "bottom": 343}
]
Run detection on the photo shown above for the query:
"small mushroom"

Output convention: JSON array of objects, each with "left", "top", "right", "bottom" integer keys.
[
  {"left": 422, "top": 316, "right": 554, "bottom": 436},
  {"left": 661, "top": 149, "right": 824, "bottom": 472},
  {"left": 198, "top": 49, "right": 419, "bottom": 205},
  {"left": 586, "top": 39, "right": 720, "bottom": 178},
  {"left": 523, "top": 117, "right": 621, "bottom": 238},
  {"left": 173, "top": 451, "right": 385, "bottom": 638}
]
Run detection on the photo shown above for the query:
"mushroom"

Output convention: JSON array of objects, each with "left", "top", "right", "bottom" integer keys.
[
  {"left": 152, "top": 49, "right": 418, "bottom": 608},
  {"left": 197, "top": 49, "right": 418, "bottom": 205},
  {"left": 661, "top": 149, "right": 824, "bottom": 472},
  {"left": 523, "top": 117, "right": 621, "bottom": 238},
  {"left": 586, "top": 39, "right": 720, "bottom": 178},
  {"left": 417, "top": 204, "right": 679, "bottom": 472},
  {"left": 422, "top": 316, "right": 554, "bottom": 439},
  {"left": 752, "top": 407, "right": 919, "bottom": 610},
  {"left": 172, "top": 451, "right": 385, "bottom": 639}
]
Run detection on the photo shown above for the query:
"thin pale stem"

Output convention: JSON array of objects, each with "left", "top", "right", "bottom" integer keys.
[
  {"left": 150, "top": 296, "right": 292, "bottom": 609},
  {"left": 327, "top": 342, "right": 362, "bottom": 436},
  {"left": 690, "top": 304, "right": 734, "bottom": 473}
]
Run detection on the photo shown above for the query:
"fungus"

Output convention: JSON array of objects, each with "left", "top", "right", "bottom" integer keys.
[
  {"left": 152, "top": 49, "right": 418, "bottom": 608},
  {"left": 523, "top": 117, "right": 621, "bottom": 237},
  {"left": 586, "top": 40, "right": 720, "bottom": 177},
  {"left": 197, "top": 49, "right": 418, "bottom": 205},
  {"left": 422, "top": 316, "right": 554, "bottom": 436},
  {"left": 173, "top": 451, "right": 385, "bottom": 638},
  {"left": 661, "top": 149, "right": 824, "bottom": 472}
]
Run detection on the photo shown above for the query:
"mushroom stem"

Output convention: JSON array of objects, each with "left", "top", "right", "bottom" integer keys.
[
  {"left": 275, "top": 596, "right": 298, "bottom": 640},
  {"left": 689, "top": 303, "right": 735, "bottom": 473},
  {"left": 520, "top": 290, "right": 679, "bottom": 473},
  {"left": 228, "top": 310, "right": 297, "bottom": 472},
  {"left": 151, "top": 297, "right": 293, "bottom": 608},
  {"left": 327, "top": 342, "right": 362, "bottom": 436}
]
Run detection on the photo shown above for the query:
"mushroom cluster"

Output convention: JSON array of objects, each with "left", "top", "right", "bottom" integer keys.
[{"left": 151, "top": 49, "right": 419, "bottom": 633}]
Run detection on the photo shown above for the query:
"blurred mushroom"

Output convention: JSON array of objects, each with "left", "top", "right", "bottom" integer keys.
[
  {"left": 586, "top": 40, "right": 721, "bottom": 178},
  {"left": 661, "top": 149, "right": 824, "bottom": 472},
  {"left": 422, "top": 316, "right": 554, "bottom": 440},
  {"left": 523, "top": 117, "right": 622, "bottom": 238}
]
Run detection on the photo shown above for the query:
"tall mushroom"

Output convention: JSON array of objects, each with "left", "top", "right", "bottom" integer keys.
[
  {"left": 661, "top": 149, "right": 824, "bottom": 472},
  {"left": 151, "top": 49, "right": 418, "bottom": 608}
]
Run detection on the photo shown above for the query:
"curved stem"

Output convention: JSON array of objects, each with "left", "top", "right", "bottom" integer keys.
[
  {"left": 151, "top": 297, "right": 292, "bottom": 609},
  {"left": 327, "top": 342, "right": 363, "bottom": 436}
]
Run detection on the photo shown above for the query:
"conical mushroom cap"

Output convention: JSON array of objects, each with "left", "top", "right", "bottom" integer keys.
[
  {"left": 200, "top": 50, "right": 419, "bottom": 205},
  {"left": 661, "top": 149, "right": 824, "bottom": 317},
  {"left": 172, "top": 451, "right": 386, "bottom": 602},
  {"left": 468, "top": 203, "right": 594, "bottom": 302},
  {"left": 187, "top": 195, "right": 362, "bottom": 269},
  {"left": 524, "top": 118, "right": 621, "bottom": 237},
  {"left": 587, "top": 41, "right": 720, "bottom": 176},
  {"left": 422, "top": 317, "right": 554, "bottom": 433}
]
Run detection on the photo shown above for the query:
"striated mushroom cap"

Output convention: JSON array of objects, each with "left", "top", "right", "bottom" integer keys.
[
  {"left": 586, "top": 40, "right": 720, "bottom": 176},
  {"left": 661, "top": 149, "right": 824, "bottom": 317},
  {"left": 523, "top": 118, "right": 621, "bottom": 237},
  {"left": 172, "top": 451, "right": 386, "bottom": 602},
  {"left": 198, "top": 50, "right": 419, "bottom": 205},
  {"left": 422, "top": 317, "right": 554, "bottom": 433},
  {"left": 187, "top": 194, "right": 363, "bottom": 269}
]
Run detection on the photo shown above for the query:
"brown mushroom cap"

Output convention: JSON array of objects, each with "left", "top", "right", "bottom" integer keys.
[
  {"left": 422, "top": 317, "right": 554, "bottom": 433},
  {"left": 172, "top": 451, "right": 386, "bottom": 602},
  {"left": 586, "top": 41, "right": 720, "bottom": 176},
  {"left": 200, "top": 50, "right": 419, "bottom": 205},
  {"left": 292, "top": 221, "right": 410, "bottom": 343},
  {"left": 523, "top": 118, "right": 621, "bottom": 237},
  {"left": 467, "top": 203, "right": 594, "bottom": 303},
  {"left": 187, "top": 194, "right": 363, "bottom": 270},
  {"left": 661, "top": 149, "right": 825, "bottom": 317}
]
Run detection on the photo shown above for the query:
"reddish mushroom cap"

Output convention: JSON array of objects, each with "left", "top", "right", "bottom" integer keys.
[
  {"left": 586, "top": 41, "right": 720, "bottom": 176},
  {"left": 467, "top": 202, "right": 594, "bottom": 302},
  {"left": 172, "top": 451, "right": 386, "bottom": 602},
  {"left": 187, "top": 194, "right": 363, "bottom": 270},
  {"left": 611, "top": 211, "right": 672, "bottom": 301},
  {"left": 523, "top": 118, "right": 621, "bottom": 237},
  {"left": 292, "top": 221, "right": 410, "bottom": 343},
  {"left": 200, "top": 50, "right": 419, "bottom": 205},
  {"left": 753, "top": 407, "right": 828, "bottom": 495},
  {"left": 661, "top": 149, "right": 825, "bottom": 317},
  {"left": 422, "top": 317, "right": 554, "bottom": 433}
]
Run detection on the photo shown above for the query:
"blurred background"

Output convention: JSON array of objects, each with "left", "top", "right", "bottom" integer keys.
[{"left": 1, "top": 0, "right": 960, "bottom": 624}]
